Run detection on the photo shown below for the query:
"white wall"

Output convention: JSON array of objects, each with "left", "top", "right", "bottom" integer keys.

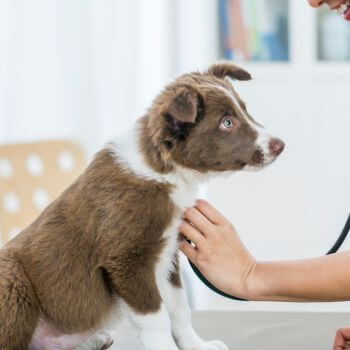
[
  {"left": 90, "top": 0, "right": 178, "bottom": 155},
  {"left": 0, "top": 0, "right": 93, "bottom": 149},
  {"left": 0, "top": 0, "right": 177, "bottom": 158}
]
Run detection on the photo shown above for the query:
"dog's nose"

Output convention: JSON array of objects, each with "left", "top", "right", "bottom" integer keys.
[{"left": 269, "top": 138, "right": 285, "bottom": 156}]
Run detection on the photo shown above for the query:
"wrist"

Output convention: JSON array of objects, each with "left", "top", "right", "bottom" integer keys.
[
  {"left": 233, "top": 253, "right": 261, "bottom": 300},
  {"left": 243, "top": 260, "right": 301, "bottom": 301},
  {"left": 243, "top": 260, "right": 270, "bottom": 301}
]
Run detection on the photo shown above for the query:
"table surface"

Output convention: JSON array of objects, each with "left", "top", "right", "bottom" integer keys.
[{"left": 111, "top": 310, "right": 350, "bottom": 350}]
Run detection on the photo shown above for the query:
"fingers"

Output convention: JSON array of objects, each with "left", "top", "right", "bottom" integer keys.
[
  {"left": 179, "top": 238, "right": 197, "bottom": 262},
  {"left": 184, "top": 206, "right": 214, "bottom": 237},
  {"left": 333, "top": 332, "right": 343, "bottom": 350},
  {"left": 179, "top": 221, "right": 206, "bottom": 248},
  {"left": 340, "top": 328, "right": 350, "bottom": 339},
  {"left": 195, "top": 199, "right": 228, "bottom": 225},
  {"left": 333, "top": 328, "right": 350, "bottom": 350}
]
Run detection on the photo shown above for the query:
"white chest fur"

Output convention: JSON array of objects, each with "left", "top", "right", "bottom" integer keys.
[
  {"left": 109, "top": 128, "right": 204, "bottom": 281},
  {"left": 109, "top": 127, "right": 204, "bottom": 210}
]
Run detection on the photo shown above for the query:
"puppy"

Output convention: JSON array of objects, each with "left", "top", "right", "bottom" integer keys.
[{"left": 0, "top": 63, "right": 284, "bottom": 350}]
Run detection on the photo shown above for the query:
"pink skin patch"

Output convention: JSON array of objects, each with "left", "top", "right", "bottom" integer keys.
[{"left": 29, "top": 319, "right": 91, "bottom": 350}]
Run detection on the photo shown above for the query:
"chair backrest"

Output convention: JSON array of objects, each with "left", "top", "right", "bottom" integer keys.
[{"left": 0, "top": 140, "right": 85, "bottom": 245}]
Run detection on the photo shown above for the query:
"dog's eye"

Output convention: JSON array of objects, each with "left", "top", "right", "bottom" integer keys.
[
  {"left": 219, "top": 117, "right": 240, "bottom": 132},
  {"left": 223, "top": 119, "right": 233, "bottom": 128},
  {"left": 221, "top": 117, "right": 236, "bottom": 129}
]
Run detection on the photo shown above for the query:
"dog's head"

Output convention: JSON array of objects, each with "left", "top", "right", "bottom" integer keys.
[{"left": 140, "top": 62, "right": 284, "bottom": 174}]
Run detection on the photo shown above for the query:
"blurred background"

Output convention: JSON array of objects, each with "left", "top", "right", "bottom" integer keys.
[{"left": 0, "top": 0, "right": 349, "bottom": 312}]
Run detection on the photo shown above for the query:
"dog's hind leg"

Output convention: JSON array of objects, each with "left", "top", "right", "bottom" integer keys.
[{"left": 0, "top": 251, "right": 40, "bottom": 350}]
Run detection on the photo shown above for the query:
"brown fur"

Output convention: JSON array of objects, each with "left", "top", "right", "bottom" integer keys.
[
  {"left": 0, "top": 63, "right": 276, "bottom": 349},
  {"left": 1, "top": 149, "right": 175, "bottom": 348},
  {"left": 168, "top": 253, "right": 182, "bottom": 288}
]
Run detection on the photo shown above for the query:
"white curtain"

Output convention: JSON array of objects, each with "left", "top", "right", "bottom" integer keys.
[{"left": 0, "top": 0, "right": 179, "bottom": 158}]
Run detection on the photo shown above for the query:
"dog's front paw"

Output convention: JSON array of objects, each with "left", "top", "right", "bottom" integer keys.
[{"left": 179, "top": 338, "right": 228, "bottom": 350}]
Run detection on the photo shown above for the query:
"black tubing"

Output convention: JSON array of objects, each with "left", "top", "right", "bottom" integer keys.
[
  {"left": 188, "top": 260, "right": 247, "bottom": 301},
  {"left": 189, "top": 212, "right": 350, "bottom": 301},
  {"left": 327, "top": 213, "right": 350, "bottom": 255}
]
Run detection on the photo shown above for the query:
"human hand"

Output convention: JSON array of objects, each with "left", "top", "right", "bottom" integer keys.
[
  {"left": 179, "top": 199, "right": 256, "bottom": 299},
  {"left": 333, "top": 327, "right": 350, "bottom": 350}
]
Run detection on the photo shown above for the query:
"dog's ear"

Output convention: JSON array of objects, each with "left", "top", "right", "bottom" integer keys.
[
  {"left": 166, "top": 85, "right": 203, "bottom": 123},
  {"left": 163, "top": 85, "right": 204, "bottom": 141},
  {"left": 207, "top": 62, "right": 252, "bottom": 81}
]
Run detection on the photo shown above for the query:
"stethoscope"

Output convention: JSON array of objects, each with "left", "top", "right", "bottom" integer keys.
[{"left": 189, "top": 213, "right": 350, "bottom": 301}]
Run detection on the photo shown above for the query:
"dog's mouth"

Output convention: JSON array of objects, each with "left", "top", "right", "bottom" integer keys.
[
  {"left": 236, "top": 149, "right": 266, "bottom": 170},
  {"left": 239, "top": 145, "right": 284, "bottom": 171},
  {"left": 235, "top": 160, "right": 247, "bottom": 169}
]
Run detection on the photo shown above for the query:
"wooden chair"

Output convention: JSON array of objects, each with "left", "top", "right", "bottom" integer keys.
[{"left": 0, "top": 140, "right": 85, "bottom": 245}]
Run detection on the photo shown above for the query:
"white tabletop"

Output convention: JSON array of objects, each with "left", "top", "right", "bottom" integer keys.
[{"left": 111, "top": 310, "right": 350, "bottom": 350}]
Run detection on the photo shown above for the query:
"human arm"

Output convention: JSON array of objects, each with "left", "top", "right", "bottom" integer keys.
[{"left": 179, "top": 199, "right": 350, "bottom": 302}]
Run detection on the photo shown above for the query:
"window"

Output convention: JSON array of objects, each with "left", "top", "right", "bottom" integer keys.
[{"left": 218, "top": 0, "right": 289, "bottom": 62}]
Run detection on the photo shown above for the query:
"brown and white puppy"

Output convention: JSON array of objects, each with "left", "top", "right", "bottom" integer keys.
[{"left": 0, "top": 63, "right": 284, "bottom": 350}]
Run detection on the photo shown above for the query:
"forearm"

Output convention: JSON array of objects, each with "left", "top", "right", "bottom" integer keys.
[{"left": 246, "top": 251, "right": 350, "bottom": 302}]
